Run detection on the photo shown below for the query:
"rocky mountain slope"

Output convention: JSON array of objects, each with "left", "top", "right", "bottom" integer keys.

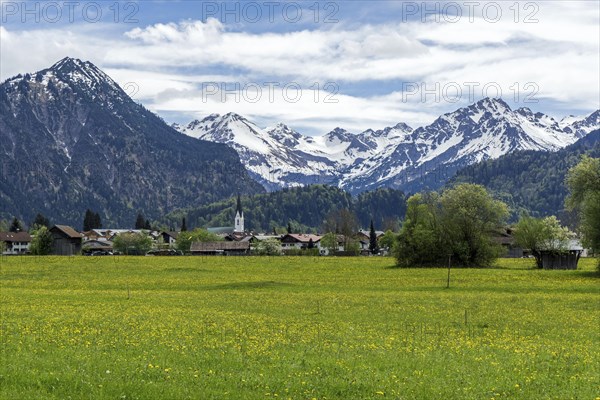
[
  {"left": 175, "top": 99, "right": 598, "bottom": 193},
  {"left": 0, "top": 58, "right": 264, "bottom": 226}
]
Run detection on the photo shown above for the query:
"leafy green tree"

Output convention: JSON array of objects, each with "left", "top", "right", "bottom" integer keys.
[
  {"left": 323, "top": 209, "right": 359, "bottom": 248},
  {"left": 396, "top": 184, "right": 508, "bottom": 267},
  {"left": 395, "top": 193, "right": 442, "bottom": 266},
  {"left": 254, "top": 238, "right": 282, "bottom": 256},
  {"left": 566, "top": 156, "right": 600, "bottom": 266},
  {"left": 439, "top": 184, "right": 509, "bottom": 267},
  {"left": 113, "top": 232, "right": 153, "bottom": 255},
  {"left": 369, "top": 220, "right": 379, "bottom": 255},
  {"left": 30, "top": 226, "right": 54, "bottom": 255},
  {"left": 33, "top": 213, "right": 50, "bottom": 228},
  {"left": 320, "top": 232, "right": 338, "bottom": 255},
  {"left": 9, "top": 217, "right": 23, "bottom": 232},
  {"left": 379, "top": 230, "right": 397, "bottom": 253},
  {"left": 514, "top": 215, "right": 571, "bottom": 268},
  {"left": 345, "top": 239, "right": 360, "bottom": 255},
  {"left": 176, "top": 228, "right": 223, "bottom": 252}
]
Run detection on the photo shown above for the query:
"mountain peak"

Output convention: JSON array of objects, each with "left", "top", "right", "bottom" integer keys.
[
  {"left": 47, "top": 57, "right": 117, "bottom": 90},
  {"left": 223, "top": 112, "right": 246, "bottom": 121},
  {"left": 50, "top": 57, "right": 103, "bottom": 77},
  {"left": 475, "top": 97, "right": 511, "bottom": 112},
  {"left": 51, "top": 57, "right": 87, "bottom": 71},
  {"left": 392, "top": 122, "right": 413, "bottom": 132},
  {"left": 328, "top": 127, "right": 350, "bottom": 135}
]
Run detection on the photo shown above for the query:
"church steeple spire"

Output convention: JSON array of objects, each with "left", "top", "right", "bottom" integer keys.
[
  {"left": 236, "top": 194, "right": 243, "bottom": 214},
  {"left": 234, "top": 194, "right": 244, "bottom": 233}
]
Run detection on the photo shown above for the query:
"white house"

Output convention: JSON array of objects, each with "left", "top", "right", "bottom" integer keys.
[{"left": 1, "top": 232, "right": 32, "bottom": 255}]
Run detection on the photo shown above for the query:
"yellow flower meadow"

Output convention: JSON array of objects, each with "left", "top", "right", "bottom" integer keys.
[{"left": 0, "top": 256, "right": 598, "bottom": 399}]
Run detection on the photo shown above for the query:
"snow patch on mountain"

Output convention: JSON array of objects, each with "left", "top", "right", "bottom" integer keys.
[{"left": 174, "top": 98, "right": 599, "bottom": 193}]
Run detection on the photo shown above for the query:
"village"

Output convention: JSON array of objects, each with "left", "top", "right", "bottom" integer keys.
[
  {"left": 1, "top": 196, "right": 590, "bottom": 270},
  {"left": 0, "top": 200, "right": 390, "bottom": 258},
  {"left": 0, "top": 224, "right": 389, "bottom": 258}
]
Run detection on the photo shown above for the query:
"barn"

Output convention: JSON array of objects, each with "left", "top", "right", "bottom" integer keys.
[{"left": 49, "top": 225, "right": 83, "bottom": 255}]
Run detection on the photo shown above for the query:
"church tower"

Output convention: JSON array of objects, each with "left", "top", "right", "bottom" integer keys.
[{"left": 234, "top": 194, "right": 244, "bottom": 233}]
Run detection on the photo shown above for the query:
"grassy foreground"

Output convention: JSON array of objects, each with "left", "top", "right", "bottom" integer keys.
[{"left": 0, "top": 256, "right": 598, "bottom": 400}]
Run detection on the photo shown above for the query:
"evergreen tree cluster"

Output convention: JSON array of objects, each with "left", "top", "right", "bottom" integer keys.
[
  {"left": 165, "top": 185, "right": 407, "bottom": 233},
  {"left": 451, "top": 130, "right": 599, "bottom": 221},
  {"left": 83, "top": 209, "right": 102, "bottom": 231},
  {"left": 135, "top": 213, "right": 152, "bottom": 230},
  {"left": 9, "top": 217, "right": 23, "bottom": 232}
]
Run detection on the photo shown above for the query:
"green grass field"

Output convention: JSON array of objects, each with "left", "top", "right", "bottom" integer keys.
[{"left": 1, "top": 256, "right": 598, "bottom": 400}]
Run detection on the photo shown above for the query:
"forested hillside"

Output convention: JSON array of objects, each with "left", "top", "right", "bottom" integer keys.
[
  {"left": 0, "top": 58, "right": 264, "bottom": 227},
  {"left": 164, "top": 185, "right": 407, "bottom": 232},
  {"left": 450, "top": 130, "right": 599, "bottom": 220}
]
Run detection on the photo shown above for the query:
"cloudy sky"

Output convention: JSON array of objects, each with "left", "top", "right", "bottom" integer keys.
[{"left": 1, "top": 0, "right": 599, "bottom": 135}]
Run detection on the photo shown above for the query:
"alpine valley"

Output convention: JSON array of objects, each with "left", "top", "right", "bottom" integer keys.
[
  {"left": 2, "top": 58, "right": 599, "bottom": 226},
  {"left": 174, "top": 101, "right": 599, "bottom": 193}
]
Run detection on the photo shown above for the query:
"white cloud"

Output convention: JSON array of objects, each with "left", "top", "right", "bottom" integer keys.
[{"left": 0, "top": 1, "right": 598, "bottom": 134}]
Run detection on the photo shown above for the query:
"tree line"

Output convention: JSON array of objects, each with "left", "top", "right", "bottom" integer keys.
[{"left": 394, "top": 156, "right": 599, "bottom": 269}]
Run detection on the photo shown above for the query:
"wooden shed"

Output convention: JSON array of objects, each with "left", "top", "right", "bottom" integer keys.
[
  {"left": 49, "top": 225, "right": 83, "bottom": 255},
  {"left": 190, "top": 241, "right": 250, "bottom": 256},
  {"left": 540, "top": 240, "right": 584, "bottom": 270}
]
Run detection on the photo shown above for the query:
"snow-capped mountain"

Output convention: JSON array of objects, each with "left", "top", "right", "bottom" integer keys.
[
  {"left": 342, "top": 98, "right": 595, "bottom": 193},
  {"left": 560, "top": 110, "right": 600, "bottom": 137},
  {"left": 175, "top": 98, "right": 598, "bottom": 193},
  {"left": 0, "top": 57, "right": 263, "bottom": 225},
  {"left": 174, "top": 113, "right": 413, "bottom": 190}
]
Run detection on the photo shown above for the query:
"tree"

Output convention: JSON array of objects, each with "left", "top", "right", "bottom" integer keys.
[
  {"left": 566, "top": 156, "right": 600, "bottom": 267},
  {"left": 395, "top": 193, "right": 442, "bottom": 266},
  {"left": 83, "top": 209, "right": 101, "bottom": 231},
  {"left": 254, "top": 238, "right": 282, "bottom": 256},
  {"left": 93, "top": 212, "right": 102, "bottom": 229},
  {"left": 379, "top": 230, "right": 397, "bottom": 253},
  {"left": 307, "top": 238, "right": 315, "bottom": 249},
  {"left": 176, "top": 228, "right": 223, "bottom": 252},
  {"left": 514, "top": 215, "right": 571, "bottom": 269},
  {"left": 29, "top": 226, "right": 53, "bottom": 255},
  {"left": 113, "top": 232, "right": 153, "bottom": 255},
  {"left": 439, "top": 184, "right": 508, "bottom": 267},
  {"left": 135, "top": 213, "right": 146, "bottom": 230},
  {"left": 9, "top": 217, "right": 23, "bottom": 232},
  {"left": 287, "top": 222, "right": 292, "bottom": 234},
  {"left": 33, "top": 213, "right": 50, "bottom": 228},
  {"left": 322, "top": 209, "right": 359, "bottom": 248},
  {"left": 369, "top": 220, "right": 379, "bottom": 255},
  {"left": 320, "top": 232, "right": 338, "bottom": 255},
  {"left": 395, "top": 184, "right": 508, "bottom": 267},
  {"left": 181, "top": 217, "right": 187, "bottom": 232},
  {"left": 83, "top": 209, "right": 93, "bottom": 231},
  {"left": 345, "top": 239, "right": 360, "bottom": 255},
  {"left": 144, "top": 219, "right": 152, "bottom": 230}
]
